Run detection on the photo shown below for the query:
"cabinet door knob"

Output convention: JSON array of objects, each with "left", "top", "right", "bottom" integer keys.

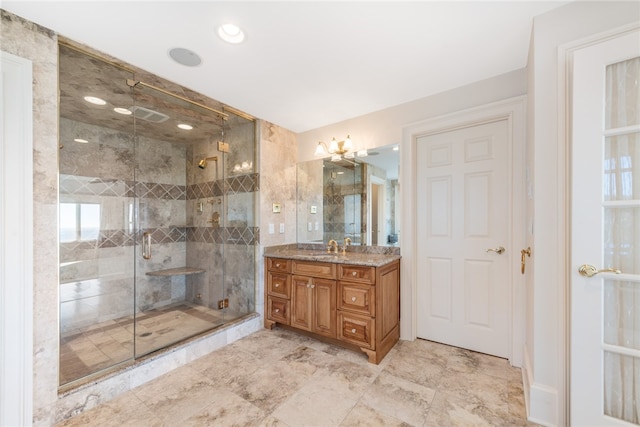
[
  {"left": 352, "top": 271, "right": 357, "bottom": 277},
  {"left": 351, "top": 328, "right": 357, "bottom": 333},
  {"left": 351, "top": 296, "right": 357, "bottom": 302},
  {"left": 275, "top": 309, "right": 280, "bottom": 313},
  {"left": 275, "top": 283, "right": 280, "bottom": 288}
]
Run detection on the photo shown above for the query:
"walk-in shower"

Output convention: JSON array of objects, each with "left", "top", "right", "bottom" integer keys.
[{"left": 58, "top": 43, "right": 258, "bottom": 387}]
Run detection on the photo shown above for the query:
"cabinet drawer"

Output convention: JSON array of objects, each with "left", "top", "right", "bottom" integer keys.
[
  {"left": 268, "top": 272, "right": 290, "bottom": 299},
  {"left": 267, "top": 258, "right": 291, "bottom": 273},
  {"left": 267, "top": 296, "right": 290, "bottom": 325},
  {"left": 338, "top": 265, "right": 375, "bottom": 284},
  {"left": 338, "top": 282, "right": 375, "bottom": 316},
  {"left": 338, "top": 312, "right": 375, "bottom": 349},
  {"left": 292, "top": 260, "right": 336, "bottom": 279}
]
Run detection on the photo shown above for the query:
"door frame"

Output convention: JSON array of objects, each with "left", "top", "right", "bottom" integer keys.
[
  {"left": 0, "top": 50, "right": 34, "bottom": 426},
  {"left": 400, "top": 96, "right": 526, "bottom": 367},
  {"left": 559, "top": 21, "right": 640, "bottom": 426}
]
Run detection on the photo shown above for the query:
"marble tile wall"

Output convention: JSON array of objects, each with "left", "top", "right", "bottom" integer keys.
[
  {"left": 1, "top": 9, "right": 61, "bottom": 425},
  {"left": 323, "top": 162, "right": 366, "bottom": 244}
]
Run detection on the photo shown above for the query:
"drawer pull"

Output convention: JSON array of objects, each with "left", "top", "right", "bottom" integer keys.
[
  {"left": 352, "top": 271, "right": 357, "bottom": 277},
  {"left": 275, "top": 283, "right": 280, "bottom": 288},
  {"left": 351, "top": 296, "right": 357, "bottom": 302},
  {"left": 351, "top": 328, "right": 357, "bottom": 333},
  {"left": 275, "top": 309, "right": 280, "bottom": 313},
  {"left": 276, "top": 263, "right": 281, "bottom": 268}
]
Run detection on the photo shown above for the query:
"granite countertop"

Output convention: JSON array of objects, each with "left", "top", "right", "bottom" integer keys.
[{"left": 264, "top": 247, "right": 400, "bottom": 267}]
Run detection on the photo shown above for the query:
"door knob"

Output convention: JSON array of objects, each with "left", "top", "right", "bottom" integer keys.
[
  {"left": 578, "top": 264, "right": 621, "bottom": 278},
  {"left": 486, "top": 246, "right": 505, "bottom": 254}
]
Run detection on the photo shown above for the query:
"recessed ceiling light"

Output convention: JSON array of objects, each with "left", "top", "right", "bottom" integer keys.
[
  {"left": 83, "top": 96, "right": 106, "bottom": 105},
  {"left": 177, "top": 123, "right": 193, "bottom": 130},
  {"left": 113, "top": 107, "right": 132, "bottom": 115},
  {"left": 218, "top": 23, "right": 245, "bottom": 44},
  {"left": 74, "top": 138, "right": 89, "bottom": 143},
  {"left": 168, "top": 47, "right": 202, "bottom": 67}
]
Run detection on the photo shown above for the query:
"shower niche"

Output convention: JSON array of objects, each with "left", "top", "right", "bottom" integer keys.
[{"left": 58, "top": 43, "right": 258, "bottom": 386}]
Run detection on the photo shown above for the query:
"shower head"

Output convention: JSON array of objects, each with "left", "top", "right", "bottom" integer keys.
[{"left": 197, "top": 156, "right": 218, "bottom": 169}]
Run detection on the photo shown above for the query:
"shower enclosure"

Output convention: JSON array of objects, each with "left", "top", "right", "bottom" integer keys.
[{"left": 58, "top": 44, "right": 257, "bottom": 386}]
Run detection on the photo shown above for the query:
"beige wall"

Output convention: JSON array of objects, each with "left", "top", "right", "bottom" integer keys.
[{"left": 297, "top": 68, "right": 527, "bottom": 161}]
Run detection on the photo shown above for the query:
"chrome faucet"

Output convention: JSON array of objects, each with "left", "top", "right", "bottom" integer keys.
[
  {"left": 327, "top": 239, "right": 339, "bottom": 254},
  {"left": 341, "top": 237, "right": 352, "bottom": 255}
]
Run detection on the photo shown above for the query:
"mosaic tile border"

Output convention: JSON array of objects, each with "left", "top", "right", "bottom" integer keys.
[
  {"left": 60, "top": 175, "right": 186, "bottom": 200},
  {"left": 186, "top": 226, "right": 259, "bottom": 246},
  {"left": 60, "top": 173, "right": 259, "bottom": 200},
  {"left": 60, "top": 226, "right": 259, "bottom": 252},
  {"left": 187, "top": 173, "right": 259, "bottom": 199}
]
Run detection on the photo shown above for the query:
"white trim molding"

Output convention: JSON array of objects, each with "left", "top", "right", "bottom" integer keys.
[
  {"left": 1, "top": 51, "right": 34, "bottom": 426},
  {"left": 399, "top": 96, "right": 527, "bottom": 368}
]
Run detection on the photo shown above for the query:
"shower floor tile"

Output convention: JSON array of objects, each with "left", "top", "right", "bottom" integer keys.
[
  {"left": 59, "top": 303, "right": 226, "bottom": 384},
  {"left": 57, "top": 327, "right": 542, "bottom": 427}
]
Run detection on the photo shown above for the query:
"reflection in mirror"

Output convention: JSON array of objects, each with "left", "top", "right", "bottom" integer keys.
[{"left": 297, "top": 144, "right": 399, "bottom": 246}]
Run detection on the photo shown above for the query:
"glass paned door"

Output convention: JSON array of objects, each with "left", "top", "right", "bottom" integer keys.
[
  {"left": 602, "top": 57, "right": 640, "bottom": 424},
  {"left": 571, "top": 30, "right": 640, "bottom": 426}
]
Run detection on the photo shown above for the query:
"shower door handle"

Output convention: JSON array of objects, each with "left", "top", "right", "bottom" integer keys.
[{"left": 142, "top": 231, "right": 152, "bottom": 260}]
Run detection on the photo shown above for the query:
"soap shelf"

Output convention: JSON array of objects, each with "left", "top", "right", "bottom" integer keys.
[{"left": 145, "top": 267, "right": 206, "bottom": 277}]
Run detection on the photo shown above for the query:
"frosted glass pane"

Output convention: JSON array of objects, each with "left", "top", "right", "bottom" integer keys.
[
  {"left": 604, "top": 352, "right": 640, "bottom": 424},
  {"left": 604, "top": 207, "right": 640, "bottom": 275},
  {"left": 604, "top": 133, "right": 640, "bottom": 201},
  {"left": 604, "top": 280, "right": 640, "bottom": 350},
  {"left": 606, "top": 57, "right": 640, "bottom": 129}
]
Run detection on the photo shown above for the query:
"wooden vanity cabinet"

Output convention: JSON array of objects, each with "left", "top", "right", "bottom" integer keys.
[{"left": 265, "top": 256, "right": 400, "bottom": 364}]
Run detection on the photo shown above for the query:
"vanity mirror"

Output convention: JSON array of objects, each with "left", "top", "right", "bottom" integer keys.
[{"left": 296, "top": 144, "right": 399, "bottom": 246}]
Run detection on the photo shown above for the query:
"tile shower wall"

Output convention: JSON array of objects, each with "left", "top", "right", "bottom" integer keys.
[{"left": 185, "top": 119, "right": 258, "bottom": 316}]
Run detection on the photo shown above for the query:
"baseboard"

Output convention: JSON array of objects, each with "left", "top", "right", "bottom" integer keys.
[{"left": 522, "top": 348, "right": 558, "bottom": 427}]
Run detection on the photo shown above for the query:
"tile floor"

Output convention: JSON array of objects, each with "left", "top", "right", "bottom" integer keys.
[
  {"left": 56, "top": 326, "right": 538, "bottom": 426},
  {"left": 59, "top": 303, "right": 228, "bottom": 384}
]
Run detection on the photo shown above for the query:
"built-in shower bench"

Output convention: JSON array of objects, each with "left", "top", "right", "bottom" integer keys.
[{"left": 145, "top": 267, "right": 206, "bottom": 277}]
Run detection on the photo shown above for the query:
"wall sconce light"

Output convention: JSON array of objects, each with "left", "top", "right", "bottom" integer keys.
[{"left": 314, "top": 135, "right": 366, "bottom": 161}]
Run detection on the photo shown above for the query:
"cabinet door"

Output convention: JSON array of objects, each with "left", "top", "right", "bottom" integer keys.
[
  {"left": 313, "top": 278, "right": 336, "bottom": 338},
  {"left": 291, "top": 275, "right": 313, "bottom": 331}
]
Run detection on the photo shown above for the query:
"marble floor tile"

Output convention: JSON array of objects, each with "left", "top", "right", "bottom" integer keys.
[
  {"left": 359, "top": 371, "right": 436, "bottom": 426},
  {"left": 340, "top": 402, "right": 412, "bottom": 427},
  {"left": 57, "top": 326, "right": 538, "bottom": 427},
  {"left": 270, "top": 377, "right": 358, "bottom": 426}
]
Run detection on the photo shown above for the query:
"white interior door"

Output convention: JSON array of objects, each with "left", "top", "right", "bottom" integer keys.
[
  {"left": 571, "top": 29, "right": 640, "bottom": 426},
  {"left": 416, "top": 120, "right": 510, "bottom": 358}
]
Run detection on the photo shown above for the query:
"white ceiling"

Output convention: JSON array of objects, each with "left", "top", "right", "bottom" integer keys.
[{"left": 3, "top": 1, "right": 568, "bottom": 133}]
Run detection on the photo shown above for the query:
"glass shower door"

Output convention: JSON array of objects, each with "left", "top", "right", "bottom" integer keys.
[
  {"left": 132, "top": 83, "right": 227, "bottom": 357},
  {"left": 58, "top": 44, "right": 137, "bottom": 385}
]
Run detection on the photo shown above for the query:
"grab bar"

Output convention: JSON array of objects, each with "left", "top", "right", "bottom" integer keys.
[{"left": 142, "top": 231, "right": 152, "bottom": 260}]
